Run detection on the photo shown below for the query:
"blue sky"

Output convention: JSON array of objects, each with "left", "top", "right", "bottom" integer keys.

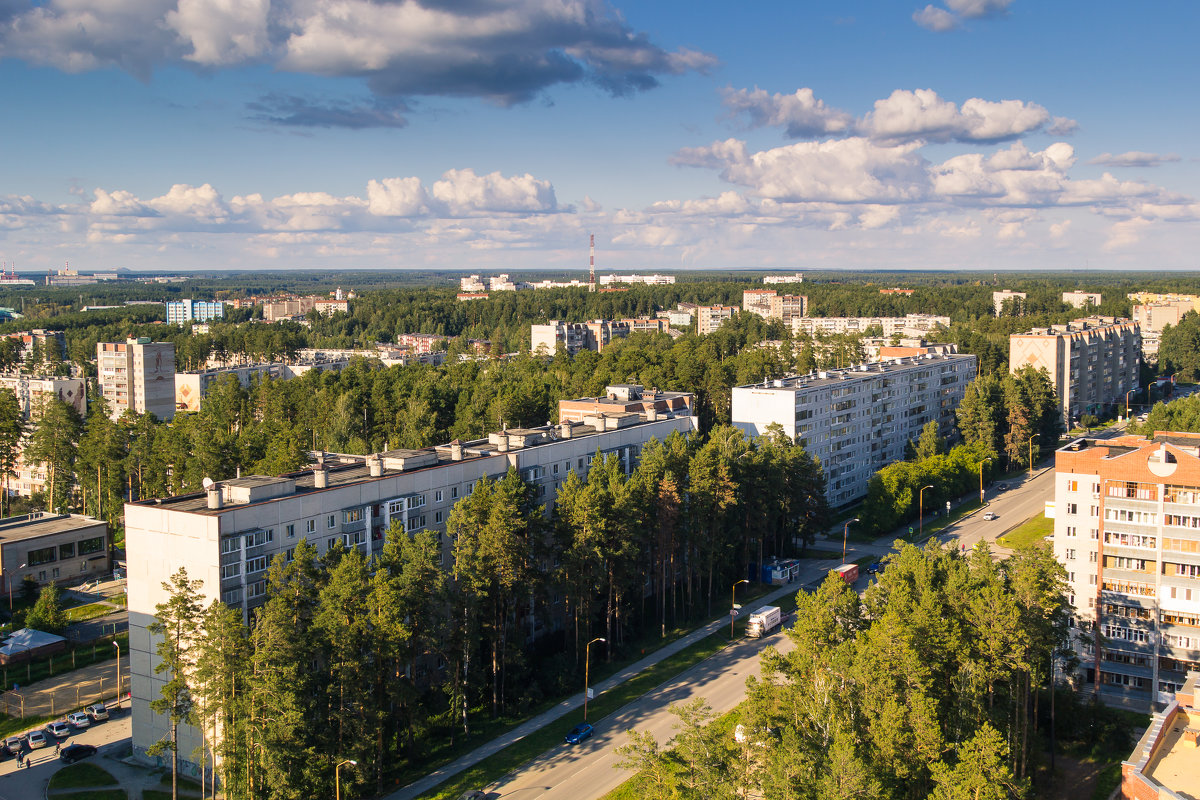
[{"left": 1, "top": 0, "right": 1196, "bottom": 272}]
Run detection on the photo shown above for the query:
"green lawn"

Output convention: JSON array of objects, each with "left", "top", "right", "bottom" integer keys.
[
  {"left": 0, "top": 711, "right": 56, "bottom": 739},
  {"left": 0, "top": 632, "right": 128, "bottom": 692},
  {"left": 65, "top": 602, "right": 120, "bottom": 622},
  {"left": 48, "top": 762, "right": 119, "bottom": 789},
  {"left": 998, "top": 513, "right": 1054, "bottom": 549}
]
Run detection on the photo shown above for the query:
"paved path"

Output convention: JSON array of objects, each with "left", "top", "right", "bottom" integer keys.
[
  {"left": 0, "top": 705, "right": 138, "bottom": 800},
  {"left": 387, "top": 541, "right": 890, "bottom": 800},
  {"left": 1, "top": 654, "right": 128, "bottom": 719}
]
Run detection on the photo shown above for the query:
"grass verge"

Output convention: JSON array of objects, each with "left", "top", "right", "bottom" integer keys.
[
  {"left": 1091, "top": 761, "right": 1121, "bottom": 800},
  {"left": 65, "top": 602, "right": 119, "bottom": 623},
  {"left": 0, "top": 711, "right": 56, "bottom": 738},
  {"left": 416, "top": 587, "right": 802, "bottom": 800},
  {"left": 999, "top": 513, "right": 1053, "bottom": 549},
  {"left": 48, "top": 762, "right": 119, "bottom": 788},
  {"left": 0, "top": 632, "right": 128, "bottom": 692}
]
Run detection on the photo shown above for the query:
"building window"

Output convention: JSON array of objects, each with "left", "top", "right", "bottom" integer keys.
[
  {"left": 221, "top": 563, "right": 241, "bottom": 580},
  {"left": 52, "top": 568, "right": 59, "bottom": 579},
  {"left": 344, "top": 508, "right": 365, "bottom": 524},
  {"left": 286, "top": 524, "right": 295, "bottom": 539},
  {"left": 306, "top": 519, "right": 316, "bottom": 534},
  {"left": 407, "top": 515, "right": 427, "bottom": 532},
  {"left": 451, "top": 487, "right": 458, "bottom": 499},
  {"left": 327, "top": 538, "right": 336, "bottom": 551},
  {"left": 265, "top": 529, "right": 274, "bottom": 543},
  {"left": 59, "top": 543, "right": 75, "bottom": 560},
  {"left": 221, "top": 537, "right": 241, "bottom": 554},
  {"left": 78, "top": 537, "right": 105, "bottom": 555},
  {"left": 1067, "top": 503, "right": 1078, "bottom": 515},
  {"left": 1066, "top": 549, "right": 1076, "bottom": 560},
  {"left": 245, "top": 556, "right": 267, "bottom": 575},
  {"left": 28, "top": 546, "right": 56, "bottom": 566},
  {"left": 222, "top": 588, "right": 243, "bottom": 605},
  {"left": 435, "top": 490, "right": 443, "bottom": 503},
  {"left": 435, "top": 511, "right": 442, "bottom": 524},
  {"left": 246, "top": 581, "right": 266, "bottom": 600},
  {"left": 286, "top": 548, "right": 295, "bottom": 562},
  {"left": 38, "top": 571, "right": 46, "bottom": 581},
  {"left": 328, "top": 514, "right": 336, "bottom": 529}
]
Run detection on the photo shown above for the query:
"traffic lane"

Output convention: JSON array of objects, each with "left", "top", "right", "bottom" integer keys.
[
  {"left": 0, "top": 707, "right": 131, "bottom": 792},
  {"left": 939, "top": 468, "right": 1056, "bottom": 550},
  {"left": 488, "top": 629, "right": 796, "bottom": 800}
]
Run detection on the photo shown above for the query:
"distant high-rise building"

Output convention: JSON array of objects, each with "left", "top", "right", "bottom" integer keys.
[
  {"left": 697, "top": 305, "right": 737, "bottom": 335},
  {"left": 1063, "top": 291, "right": 1102, "bottom": 309},
  {"left": 993, "top": 290, "right": 1027, "bottom": 315},
  {"left": 166, "top": 299, "right": 225, "bottom": 325},
  {"left": 96, "top": 338, "right": 176, "bottom": 421}
]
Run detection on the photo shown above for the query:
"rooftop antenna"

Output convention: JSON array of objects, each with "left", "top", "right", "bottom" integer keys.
[{"left": 589, "top": 234, "right": 596, "bottom": 292}]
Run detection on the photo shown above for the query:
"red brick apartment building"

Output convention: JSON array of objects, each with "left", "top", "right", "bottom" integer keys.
[{"left": 1055, "top": 434, "right": 1200, "bottom": 711}]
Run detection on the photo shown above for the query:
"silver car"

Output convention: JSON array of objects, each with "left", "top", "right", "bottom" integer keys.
[
  {"left": 85, "top": 704, "right": 109, "bottom": 722},
  {"left": 46, "top": 721, "right": 72, "bottom": 738}
]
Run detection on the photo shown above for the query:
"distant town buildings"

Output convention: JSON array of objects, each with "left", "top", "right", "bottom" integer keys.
[
  {"left": 732, "top": 353, "right": 977, "bottom": 506},
  {"left": 791, "top": 314, "right": 949, "bottom": 338},
  {"left": 598, "top": 274, "right": 676, "bottom": 286},
  {"left": 993, "top": 290, "right": 1027, "bottom": 315},
  {"left": 558, "top": 384, "right": 694, "bottom": 422},
  {"left": 1053, "top": 432, "right": 1200, "bottom": 712},
  {"left": 96, "top": 338, "right": 176, "bottom": 421},
  {"left": 1063, "top": 291, "right": 1102, "bottom": 309},
  {"left": 762, "top": 273, "right": 804, "bottom": 285},
  {"left": 1130, "top": 295, "right": 1200, "bottom": 362},
  {"left": 460, "top": 274, "right": 530, "bottom": 292},
  {"left": 1009, "top": 317, "right": 1140, "bottom": 424},
  {"left": 530, "top": 318, "right": 666, "bottom": 355},
  {"left": 456, "top": 293, "right": 489, "bottom": 302},
  {"left": 125, "top": 399, "right": 699, "bottom": 772},
  {"left": 44, "top": 264, "right": 120, "bottom": 287},
  {"left": 742, "top": 290, "right": 809, "bottom": 323},
  {"left": 2, "top": 329, "right": 65, "bottom": 365},
  {"left": 165, "top": 299, "right": 225, "bottom": 325},
  {"left": 697, "top": 305, "right": 738, "bottom": 335},
  {"left": 175, "top": 360, "right": 353, "bottom": 413},
  {"left": 0, "top": 512, "right": 110, "bottom": 593},
  {"left": 879, "top": 288, "right": 914, "bottom": 296},
  {"left": 260, "top": 290, "right": 352, "bottom": 322}
]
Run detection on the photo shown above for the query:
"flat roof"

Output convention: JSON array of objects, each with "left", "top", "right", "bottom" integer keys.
[
  {"left": 734, "top": 353, "right": 976, "bottom": 392},
  {"left": 0, "top": 513, "right": 105, "bottom": 544},
  {"left": 134, "top": 413, "right": 687, "bottom": 516},
  {"left": 1142, "top": 709, "right": 1200, "bottom": 797}
]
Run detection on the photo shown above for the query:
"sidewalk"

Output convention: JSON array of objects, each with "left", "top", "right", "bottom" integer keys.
[{"left": 388, "top": 541, "right": 888, "bottom": 800}]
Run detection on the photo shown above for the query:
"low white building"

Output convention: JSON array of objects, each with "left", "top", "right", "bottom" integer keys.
[
  {"left": 598, "top": 274, "right": 676, "bottom": 286},
  {"left": 732, "top": 353, "right": 977, "bottom": 506},
  {"left": 791, "top": 314, "right": 949, "bottom": 338}
]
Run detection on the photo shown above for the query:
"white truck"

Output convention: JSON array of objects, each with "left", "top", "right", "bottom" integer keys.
[{"left": 745, "top": 605, "right": 782, "bottom": 638}]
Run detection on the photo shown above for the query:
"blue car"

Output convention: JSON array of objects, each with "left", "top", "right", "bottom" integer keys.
[{"left": 565, "top": 723, "right": 594, "bottom": 745}]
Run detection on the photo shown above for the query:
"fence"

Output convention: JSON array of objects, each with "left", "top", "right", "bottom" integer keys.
[{"left": 0, "top": 632, "right": 128, "bottom": 720}]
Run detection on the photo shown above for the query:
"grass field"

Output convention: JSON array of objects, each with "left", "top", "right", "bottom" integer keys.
[
  {"left": 48, "top": 762, "right": 119, "bottom": 789},
  {"left": 65, "top": 602, "right": 119, "bottom": 623},
  {"left": 999, "top": 513, "right": 1054, "bottom": 549}
]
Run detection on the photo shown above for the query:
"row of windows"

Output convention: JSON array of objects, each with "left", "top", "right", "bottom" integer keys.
[
  {"left": 1104, "top": 532, "right": 1156, "bottom": 548},
  {"left": 1105, "top": 508, "right": 1156, "bottom": 524},
  {"left": 27, "top": 536, "right": 104, "bottom": 566},
  {"left": 1102, "top": 624, "right": 1148, "bottom": 642},
  {"left": 1164, "top": 538, "right": 1200, "bottom": 553}
]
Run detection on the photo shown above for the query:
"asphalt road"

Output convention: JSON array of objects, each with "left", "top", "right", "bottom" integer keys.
[
  {"left": 934, "top": 465, "right": 1056, "bottom": 553},
  {"left": 479, "top": 466, "right": 1058, "bottom": 800},
  {"left": 485, "top": 626, "right": 796, "bottom": 800},
  {"left": 0, "top": 705, "right": 132, "bottom": 800}
]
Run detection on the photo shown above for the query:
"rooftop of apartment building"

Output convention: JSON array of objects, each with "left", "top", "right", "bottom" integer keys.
[
  {"left": 1011, "top": 316, "right": 1137, "bottom": 338},
  {"left": 0, "top": 512, "right": 104, "bottom": 543},
  {"left": 1056, "top": 431, "right": 1200, "bottom": 472},
  {"left": 734, "top": 352, "right": 976, "bottom": 391},
  {"left": 133, "top": 410, "right": 682, "bottom": 516},
  {"left": 561, "top": 384, "right": 692, "bottom": 409},
  {"left": 1122, "top": 671, "right": 1200, "bottom": 800}
]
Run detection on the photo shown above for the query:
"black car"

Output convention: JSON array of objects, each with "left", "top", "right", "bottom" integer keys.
[
  {"left": 996, "top": 483, "right": 1008, "bottom": 492},
  {"left": 59, "top": 744, "right": 98, "bottom": 764}
]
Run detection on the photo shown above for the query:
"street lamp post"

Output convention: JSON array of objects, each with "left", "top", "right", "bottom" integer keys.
[
  {"left": 842, "top": 518, "right": 860, "bottom": 563},
  {"left": 6, "top": 563, "right": 26, "bottom": 610},
  {"left": 730, "top": 580, "right": 749, "bottom": 639},
  {"left": 919, "top": 485, "right": 934, "bottom": 539},
  {"left": 1125, "top": 388, "right": 1136, "bottom": 420},
  {"left": 584, "top": 637, "right": 606, "bottom": 721},
  {"left": 978, "top": 460, "right": 990, "bottom": 507},
  {"left": 1027, "top": 433, "right": 1040, "bottom": 476},
  {"left": 113, "top": 640, "right": 121, "bottom": 709},
  {"left": 335, "top": 759, "right": 358, "bottom": 800}
]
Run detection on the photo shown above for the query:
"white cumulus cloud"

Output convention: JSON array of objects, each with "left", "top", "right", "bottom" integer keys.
[
  {"left": 720, "top": 87, "right": 854, "bottom": 138},
  {"left": 429, "top": 169, "right": 558, "bottom": 216},
  {"left": 864, "top": 89, "right": 1052, "bottom": 144},
  {"left": 1089, "top": 151, "right": 1182, "bottom": 168}
]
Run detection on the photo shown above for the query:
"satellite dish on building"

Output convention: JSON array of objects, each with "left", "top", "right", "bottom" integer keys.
[{"left": 202, "top": 477, "right": 214, "bottom": 490}]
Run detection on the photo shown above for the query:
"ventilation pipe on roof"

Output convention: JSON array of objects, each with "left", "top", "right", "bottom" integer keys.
[
  {"left": 314, "top": 465, "right": 328, "bottom": 488},
  {"left": 450, "top": 441, "right": 464, "bottom": 461},
  {"left": 368, "top": 455, "right": 383, "bottom": 477},
  {"left": 206, "top": 485, "right": 223, "bottom": 510}
]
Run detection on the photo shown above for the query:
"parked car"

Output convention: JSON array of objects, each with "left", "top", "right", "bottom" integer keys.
[
  {"left": 565, "top": 723, "right": 595, "bottom": 745},
  {"left": 3, "top": 735, "right": 23, "bottom": 755},
  {"left": 26, "top": 730, "right": 48, "bottom": 749},
  {"left": 59, "top": 744, "right": 98, "bottom": 764},
  {"left": 865, "top": 561, "right": 884, "bottom": 575},
  {"left": 46, "top": 721, "right": 72, "bottom": 738},
  {"left": 86, "top": 704, "right": 109, "bottom": 722},
  {"left": 983, "top": 512, "right": 997, "bottom": 521},
  {"left": 66, "top": 711, "right": 91, "bottom": 729},
  {"left": 996, "top": 483, "right": 1008, "bottom": 492}
]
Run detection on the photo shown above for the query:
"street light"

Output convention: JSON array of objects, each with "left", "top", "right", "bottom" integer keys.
[
  {"left": 730, "top": 580, "right": 749, "bottom": 639},
  {"left": 584, "top": 637, "right": 606, "bottom": 721},
  {"left": 6, "top": 563, "right": 26, "bottom": 610},
  {"left": 919, "top": 485, "right": 934, "bottom": 539},
  {"left": 335, "top": 759, "right": 357, "bottom": 800},
  {"left": 113, "top": 640, "right": 121, "bottom": 710},
  {"left": 1125, "top": 388, "right": 1136, "bottom": 420},
  {"left": 1027, "top": 433, "right": 1040, "bottom": 476},
  {"left": 978, "top": 460, "right": 990, "bottom": 507},
  {"left": 842, "top": 518, "right": 860, "bottom": 563}
]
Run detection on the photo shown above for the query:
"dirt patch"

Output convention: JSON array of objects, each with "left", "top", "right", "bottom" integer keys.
[{"left": 1034, "top": 752, "right": 1117, "bottom": 800}]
